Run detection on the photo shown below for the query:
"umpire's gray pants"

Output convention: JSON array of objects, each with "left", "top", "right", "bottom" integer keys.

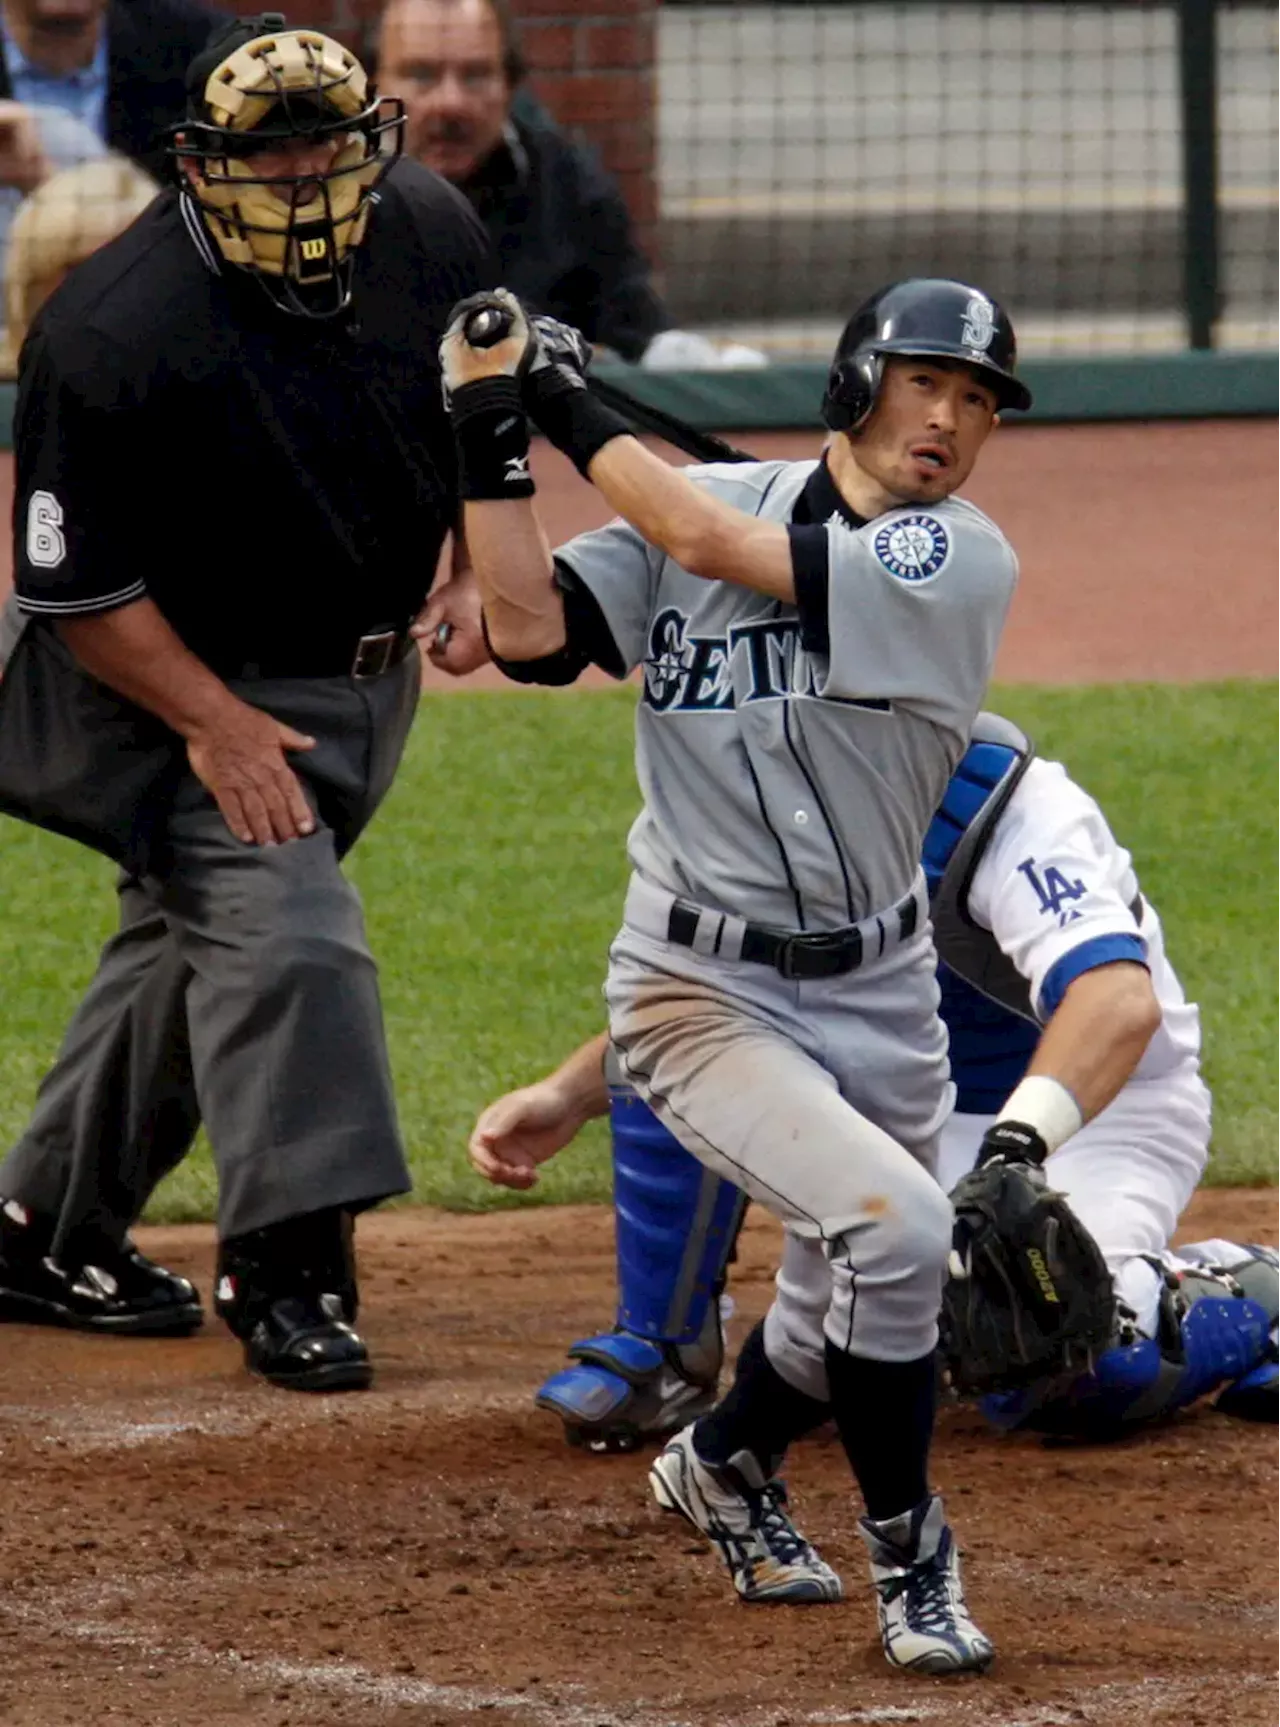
[{"left": 0, "top": 660, "right": 420, "bottom": 1252}]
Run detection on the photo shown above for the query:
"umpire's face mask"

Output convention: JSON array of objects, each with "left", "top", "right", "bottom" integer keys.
[{"left": 173, "top": 25, "right": 404, "bottom": 318}]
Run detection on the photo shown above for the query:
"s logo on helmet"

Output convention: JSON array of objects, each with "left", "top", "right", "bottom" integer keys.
[
  {"left": 874, "top": 514, "right": 951, "bottom": 583},
  {"left": 961, "top": 294, "right": 995, "bottom": 354}
]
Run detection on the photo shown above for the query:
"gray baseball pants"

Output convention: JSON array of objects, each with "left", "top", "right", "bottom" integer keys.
[
  {"left": 0, "top": 659, "right": 420, "bottom": 1253},
  {"left": 605, "top": 872, "right": 955, "bottom": 1391}
]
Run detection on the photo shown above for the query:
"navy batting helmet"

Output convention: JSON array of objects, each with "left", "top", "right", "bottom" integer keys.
[{"left": 821, "top": 279, "right": 1032, "bottom": 432}]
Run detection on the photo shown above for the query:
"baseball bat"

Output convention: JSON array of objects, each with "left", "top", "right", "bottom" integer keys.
[{"left": 461, "top": 305, "right": 758, "bottom": 467}]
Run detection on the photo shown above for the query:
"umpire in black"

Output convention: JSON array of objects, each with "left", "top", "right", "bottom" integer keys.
[{"left": 0, "top": 14, "right": 493, "bottom": 1390}]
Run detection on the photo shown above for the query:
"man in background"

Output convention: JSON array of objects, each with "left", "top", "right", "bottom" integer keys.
[
  {"left": 376, "top": 0, "right": 763, "bottom": 368},
  {"left": 0, "top": 0, "right": 222, "bottom": 174}
]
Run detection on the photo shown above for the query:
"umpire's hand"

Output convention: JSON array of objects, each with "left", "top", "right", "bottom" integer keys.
[{"left": 186, "top": 700, "right": 316, "bottom": 846}]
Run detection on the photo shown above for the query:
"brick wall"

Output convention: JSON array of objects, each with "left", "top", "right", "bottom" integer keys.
[
  {"left": 510, "top": 0, "right": 658, "bottom": 248},
  {"left": 224, "top": 1, "right": 660, "bottom": 254},
  {"left": 223, "top": 2, "right": 383, "bottom": 39}
]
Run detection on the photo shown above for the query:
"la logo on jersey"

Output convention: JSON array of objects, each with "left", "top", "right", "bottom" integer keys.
[
  {"left": 1017, "top": 856, "right": 1087, "bottom": 924},
  {"left": 873, "top": 514, "right": 951, "bottom": 583}
]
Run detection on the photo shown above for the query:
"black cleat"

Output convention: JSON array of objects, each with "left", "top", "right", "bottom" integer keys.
[
  {"left": 0, "top": 1203, "right": 203, "bottom": 1335},
  {"left": 239, "top": 1291, "right": 372, "bottom": 1393}
]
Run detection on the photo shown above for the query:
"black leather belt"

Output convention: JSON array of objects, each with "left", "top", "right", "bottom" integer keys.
[
  {"left": 666, "top": 889, "right": 920, "bottom": 981},
  {"left": 349, "top": 628, "right": 415, "bottom": 680},
  {"left": 232, "top": 627, "right": 417, "bottom": 682}
]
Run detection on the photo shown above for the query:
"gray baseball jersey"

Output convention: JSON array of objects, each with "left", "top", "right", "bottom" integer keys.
[{"left": 556, "top": 457, "right": 1019, "bottom": 929}]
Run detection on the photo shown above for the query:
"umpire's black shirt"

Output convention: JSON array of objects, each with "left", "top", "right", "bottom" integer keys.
[{"left": 13, "top": 160, "right": 493, "bottom": 679}]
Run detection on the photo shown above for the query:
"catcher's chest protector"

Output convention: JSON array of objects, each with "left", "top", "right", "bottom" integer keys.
[{"left": 923, "top": 714, "right": 1036, "bottom": 1022}]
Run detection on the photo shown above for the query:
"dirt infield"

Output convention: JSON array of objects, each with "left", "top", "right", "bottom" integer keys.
[
  {"left": 0, "top": 1188, "right": 1275, "bottom": 1727},
  {"left": 0, "top": 418, "right": 1275, "bottom": 688}
]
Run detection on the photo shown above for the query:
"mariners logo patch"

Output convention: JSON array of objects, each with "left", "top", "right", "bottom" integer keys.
[{"left": 874, "top": 514, "right": 951, "bottom": 582}]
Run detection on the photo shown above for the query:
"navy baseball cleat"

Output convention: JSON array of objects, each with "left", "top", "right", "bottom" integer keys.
[
  {"left": 649, "top": 1425, "right": 843, "bottom": 1604},
  {"left": 858, "top": 1494, "right": 994, "bottom": 1675},
  {"left": 0, "top": 1199, "right": 203, "bottom": 1335}
]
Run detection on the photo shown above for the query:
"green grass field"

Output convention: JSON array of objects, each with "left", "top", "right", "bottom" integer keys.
[{"left": 0, "top": 679, "right": 1273, "bottom": 1221}]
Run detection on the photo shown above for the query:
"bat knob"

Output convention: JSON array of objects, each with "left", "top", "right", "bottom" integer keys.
[{"left": 465, "top": 306, "right": 513, "bottom": 348}]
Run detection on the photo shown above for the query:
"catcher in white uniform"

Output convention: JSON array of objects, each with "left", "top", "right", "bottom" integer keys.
[{"left": 472, "top": 716, "right": 1277, "bottom": 1445}]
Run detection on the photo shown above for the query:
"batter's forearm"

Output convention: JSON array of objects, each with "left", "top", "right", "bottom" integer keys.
[
  {"left": 586, "top": 438, "right": 795, "bottom": 600},
  {"left": 1023, "top": 962, "right": 1160, "bottom": 1124},
  {"left": 57, "top": 597, "right": 247, "bottom": 741},
  {"left": 461, "top": 498, "right": 567, "bottom": 659}
]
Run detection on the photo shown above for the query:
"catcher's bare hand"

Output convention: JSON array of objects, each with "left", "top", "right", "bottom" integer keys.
[
  {"left": 186, "top": 701, "right": 316, "bottom": 846},
  {"left": 468, "top": 1079, "right": 592, "bottom": 1189}
]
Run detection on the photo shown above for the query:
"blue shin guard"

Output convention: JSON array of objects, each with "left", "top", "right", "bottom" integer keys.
[
  {"left": 535, "top": 1085, "right": 747, "bottom": 1451},
  {"left": 1206, "top": 1245, "right": 1279, "bottom": 1423},
  {"left": 981, "top": 1251, "right": 1276, "bottom": 1437}
]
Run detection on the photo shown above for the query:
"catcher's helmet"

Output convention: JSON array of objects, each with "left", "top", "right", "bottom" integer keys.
[
  {"left": 821, "top": 278, "right": 1032, "bottom": 432},
  {"left": 170, "top": 12, "right": 404, "bottom": 317}
]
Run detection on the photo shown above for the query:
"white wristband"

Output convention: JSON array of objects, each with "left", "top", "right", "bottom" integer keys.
[{"left": 995, "top": 1075, "right": 1084, "bottom": 1157}]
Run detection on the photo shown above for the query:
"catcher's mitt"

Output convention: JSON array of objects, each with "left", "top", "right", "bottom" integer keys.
[{"left": 940, "top": 1154, "right": 1116, "bottom": 1397}]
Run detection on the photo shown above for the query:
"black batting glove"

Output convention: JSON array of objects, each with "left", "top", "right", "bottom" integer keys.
[
  {"left": 527, "top": 314, "right": 593, "bottom": 382},
  {"left": 975, "top": 1120, "right": 1050, "bottom": 1170},
  {"left": 518, "top": 314, "right": 631, "bottom": 478},
  {"left": 439, "top": 288, "right": 535, "bottom": 399}
]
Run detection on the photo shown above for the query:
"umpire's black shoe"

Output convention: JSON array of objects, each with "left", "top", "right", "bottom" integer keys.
[
  {"left": 237, "top": 1291, "right": 372, "bottom": 1393},
  {"left": 0, "top": 1200, "right": 204, "bottom": 1335},
  {"left": 215, "top": 1207, "right": 371, "bottom": 1393}
]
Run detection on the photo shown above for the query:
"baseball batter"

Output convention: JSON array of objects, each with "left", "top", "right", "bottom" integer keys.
[
  {"left": 440, "top": 278, "right": 1034, "bottom": 1673},
  {"left": 473, "top": 717, "right": 1277, "bottom": 1448}
]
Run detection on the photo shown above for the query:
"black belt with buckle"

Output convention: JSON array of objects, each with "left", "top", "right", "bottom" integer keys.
[
  {"left": 349, "top": 628, "right": 413, "bottom": 679},
  {"left": 667, "top": 890, "right": 919, "bottom": 981},
  {"left": 231, "top": 627, "right": 416, "bottom": 681}
]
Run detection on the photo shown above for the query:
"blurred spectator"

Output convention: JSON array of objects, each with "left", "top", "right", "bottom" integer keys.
[
  {"left": 0, "top": 0, "right": 222, "bottom": 180},
  {"left": 0, "top": 0, "right": 218, "bottom": 341},
  {"left": 376, "top": 0, "right": 764, "bottom": 369},
  {"left": 0, "top": 98, "right": 105, "bottom": 302},
  {"left": 1, "top": 153, "right": 156, "bottom": 371}
]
